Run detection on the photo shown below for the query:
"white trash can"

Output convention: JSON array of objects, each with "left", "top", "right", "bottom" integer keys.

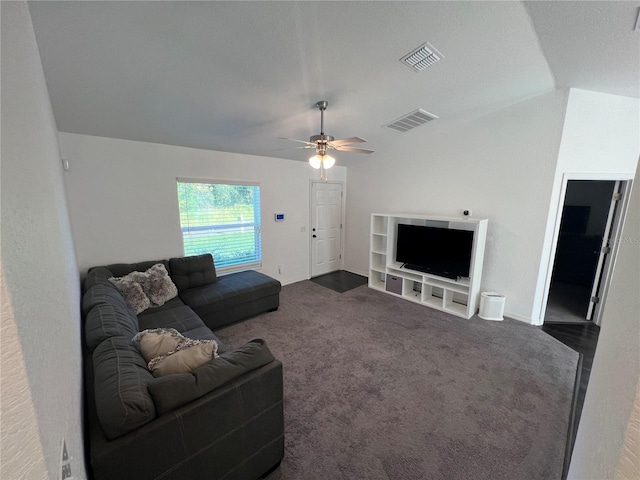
[{"left": 478, "top": 292, "right": 505, "bottom": 321}]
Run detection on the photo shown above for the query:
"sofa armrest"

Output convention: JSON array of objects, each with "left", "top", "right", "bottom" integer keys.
[
  {"left": 89, "top": 359, "right": 284, "bottom": 480},
  {"left": 148, "top": 339, "right": 275, "bottom": 414}
]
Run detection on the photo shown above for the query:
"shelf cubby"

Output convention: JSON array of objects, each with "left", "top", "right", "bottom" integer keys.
[
  {"left": 369, "top": 270, "right": 386, "bottom": 290},
  {"left": 372, "top": 215, "right": 389, "bottom": 235},
  {"left": 371, "top": 234, "right": 387, "bottom": 254}
]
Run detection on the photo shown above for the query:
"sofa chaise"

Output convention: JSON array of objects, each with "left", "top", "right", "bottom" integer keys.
[{"left": 81, "top": 253, "right": 283, "bottom": 480}]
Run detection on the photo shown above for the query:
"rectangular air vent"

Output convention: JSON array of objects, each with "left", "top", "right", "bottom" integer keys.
[
  {"left": 383, "top": 109, "right": 439, "bottom": 133},
  {"left": 400, "top": 42, "right": 443, "bottom": 72}
]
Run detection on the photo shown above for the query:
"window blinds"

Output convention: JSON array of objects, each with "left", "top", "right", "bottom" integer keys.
[{"left": 176, "top": 179, "right": 262, "bottom": 271}]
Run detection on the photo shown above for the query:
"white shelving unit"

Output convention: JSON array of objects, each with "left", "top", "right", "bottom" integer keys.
[{"left": 368, "top": 213, "right": 488, "bottom": 319}]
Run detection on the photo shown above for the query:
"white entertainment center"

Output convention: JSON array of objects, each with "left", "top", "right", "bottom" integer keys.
[{"left": 369, "top": 213, "right": 488, "bottom": 319}]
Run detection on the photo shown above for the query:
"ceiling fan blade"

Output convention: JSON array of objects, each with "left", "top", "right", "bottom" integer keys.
[
  {"left": 333, "top": 145, "right": 374, "bottom": 154},
  {"left": 329, "top": 136, "right": 367, "bottom": 147},
  {"left": 269, "top": 146, "right": 315, "bottom": 152},
  {"left": 278, "top": 137, "right": 317, "bottom": 147}
]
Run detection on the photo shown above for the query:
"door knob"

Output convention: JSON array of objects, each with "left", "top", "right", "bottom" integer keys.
[{"left": 313, "top": 235, "right": 317, "bottom": 238}]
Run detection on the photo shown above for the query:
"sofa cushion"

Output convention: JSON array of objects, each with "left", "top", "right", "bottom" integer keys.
[
  {"left": 137, "top": 305, "right": 227, "bottom": 353},
  {"left": 169, "top": 254, "right": 217, "bottom": 291},
  {"left": 137, "top": 296, "right": 186, "bottom": 316},
  {"left": 179, "top": 270, "right": 281, "bottom": 318},
  {"left": 148, "top": 339, "right": 275, "bottom": 415},
  {"left": 105, "top": 259, "right": 170, "bottom": 278},
  {"left": 82, "top": 284, "right": 136, "bottom": 317},
  {"left": 84, "top": 266, "right": 115, "bottom": 291},
  {"left": 85, "top": 303, "right": 139, "bottom": 353},
  {"left": 93, "top": 337, "right": 156, "bottom": 439}
]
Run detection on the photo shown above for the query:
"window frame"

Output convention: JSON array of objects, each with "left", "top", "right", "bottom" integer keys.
[{"left": 176, "top": 177, "right": 262, "bottom": 274}]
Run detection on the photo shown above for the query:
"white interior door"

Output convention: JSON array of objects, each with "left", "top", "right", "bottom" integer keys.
[{"left": 311, "top": 182, "right": 343, "bottom": 277}]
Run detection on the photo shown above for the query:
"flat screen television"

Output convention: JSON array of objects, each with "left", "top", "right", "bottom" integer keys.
[{"left": 395, "top": 224, "right": 474, "bottom": 279}]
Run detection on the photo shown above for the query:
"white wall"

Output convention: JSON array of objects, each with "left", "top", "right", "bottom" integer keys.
[
  {"left": 616, "top": 381, "right": 640, "bottom": 478},
  {"left": 1, "top": 2, "right": 86, "bottom": 479},
  {"left": 532, "top": 89, "right": 639, "bottom": 324},
  {"left": 60, "top": 133, "right": 346, "bottom": 284},
  {"left": 344, "top": 90, "right": 568, "bottom": 322},
  {"left": 568, "top": 165, "right": 640, "bottom": 479}
]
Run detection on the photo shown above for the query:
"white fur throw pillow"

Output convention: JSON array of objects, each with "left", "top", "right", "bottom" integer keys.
[
  {"left": 109, "top": 273, "right": 151, "bottom": 314},
  {"left": 142, "top": 264, "right": 178, "bottom": 307},
  {"left": 133, "top": 328, "right": 218, "bottom": 377},
  {"left": 108, "top": 264, "right": 178, "bottom": 314}
]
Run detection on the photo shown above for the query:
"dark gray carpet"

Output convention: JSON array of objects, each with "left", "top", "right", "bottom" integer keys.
[{"left": 216, "top": 281, "right": 579, "bottom": 480}]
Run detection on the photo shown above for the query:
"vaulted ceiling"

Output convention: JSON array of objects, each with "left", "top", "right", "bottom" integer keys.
[{"left": 28, "top": 1, "right": 640, "bottom": 164}]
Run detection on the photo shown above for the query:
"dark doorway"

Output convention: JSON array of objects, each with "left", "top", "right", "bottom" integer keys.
[{"left": 545, "top": 180, "right": 617, "bottom": 324}]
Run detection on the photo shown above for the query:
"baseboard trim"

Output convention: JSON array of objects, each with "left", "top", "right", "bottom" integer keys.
[
  {"left": 342, "top": 268, "right": 368, "bottom": 278},
  {"left": 504, "top": 311, "right": 533, "bottom": 324}
]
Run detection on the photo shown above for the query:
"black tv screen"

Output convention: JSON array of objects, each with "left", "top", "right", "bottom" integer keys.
[{"left": 396, "top": 224, "right": 474, "bottom": 279}]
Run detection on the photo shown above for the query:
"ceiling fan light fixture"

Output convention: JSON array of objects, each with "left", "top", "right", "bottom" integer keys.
[
  {"left": 309, "top": 155, "right": 322, "bottom": 169},
  {"left": 309, "top": 154, "right": 335, "bottom": 169},
  {"left": 322, "top": 155, "right": 336, "bottom": 169}
]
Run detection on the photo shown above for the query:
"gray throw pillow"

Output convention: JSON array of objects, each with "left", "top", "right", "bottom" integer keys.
[
  {"left": 109, "top": 273, "right": 151, "bottom": 314},
  {"left": 142, "top": 264, "right": 178, "bottom": 307},
  {"left": 109, "top": 264, "right": 178, "bottom": 314}
]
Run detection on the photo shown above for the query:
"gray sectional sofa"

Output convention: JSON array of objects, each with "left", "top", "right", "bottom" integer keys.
[{"left": 81, "top": 254, "right": 284, "bottom": 480}]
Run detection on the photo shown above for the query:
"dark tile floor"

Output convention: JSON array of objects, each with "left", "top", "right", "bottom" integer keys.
[
  {"left": 310, "top": 270, "right": 368, "bottom": 293},
  {"left": 541, "top": 322, "right": 600, "bottom": 478}
]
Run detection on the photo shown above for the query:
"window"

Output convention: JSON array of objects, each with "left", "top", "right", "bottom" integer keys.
[{"left": 176, "top": 179, "right": 261, "bottom": 272}]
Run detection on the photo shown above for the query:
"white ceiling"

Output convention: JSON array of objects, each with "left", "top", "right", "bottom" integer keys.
[{"left": 28, "top": 1, "right": 640, "bottom": 164}]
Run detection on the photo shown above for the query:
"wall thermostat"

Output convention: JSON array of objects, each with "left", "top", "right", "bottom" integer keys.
[{"left": 275, "top": 213, "right": 285, "bottom": 222}]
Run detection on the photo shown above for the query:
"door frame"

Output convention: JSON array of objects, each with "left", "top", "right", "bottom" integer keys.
[
  {"left": 309, "top": 180, "right": 346, "bottom": 278},
  {"left": 536, "top": 172, "right": 633, "bottom": 326}
]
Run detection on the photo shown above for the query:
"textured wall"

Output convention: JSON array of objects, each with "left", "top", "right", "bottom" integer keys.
[
  {"left": 60, "top": 132, "right": 346, "bottom": 284},
  {"left": 0, "top": 266, "right": 49, "bottom": 480},
  {"left": 568, "top": 165, "right": 640, "bottom": 479},
  {"left": 617, "top": 382, "right": 640, "bottom": 478},
  {"left": 1, "top": 2, "right": 86, "bottom": 478}
]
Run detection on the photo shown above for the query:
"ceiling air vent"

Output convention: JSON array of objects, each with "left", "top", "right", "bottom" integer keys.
[
  {"left": 400, "top": 42, "right": 443, "bottom": 72},
  {"left": 383, "top": 109, "right": 439, "bottom": 133}
]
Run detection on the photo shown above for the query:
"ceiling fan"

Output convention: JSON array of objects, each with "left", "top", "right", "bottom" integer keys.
[{"left": 278, "top": 100, "right": 373, "bottom": 179}]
